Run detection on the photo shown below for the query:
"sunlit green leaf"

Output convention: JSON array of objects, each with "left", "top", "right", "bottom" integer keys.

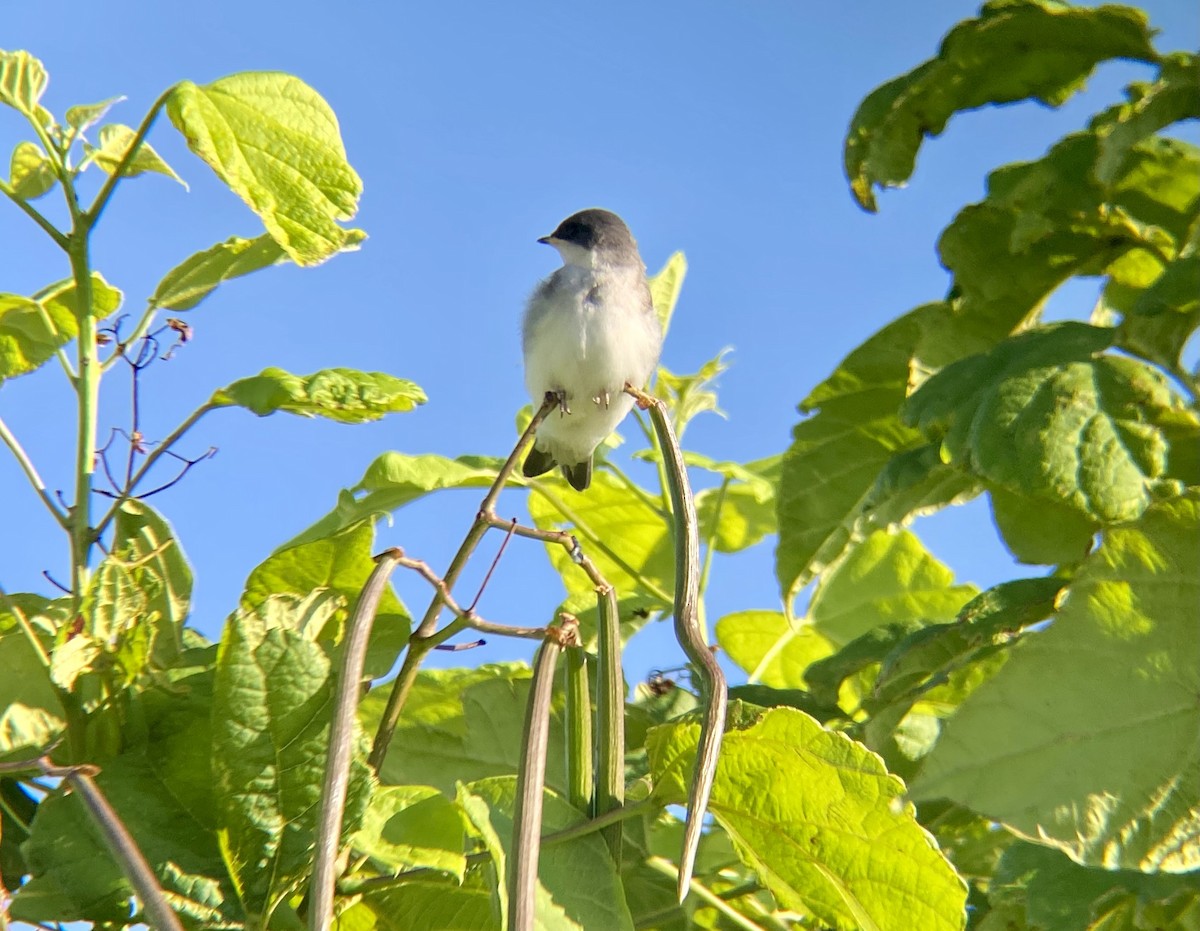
[
  {"left": 776, "top": 305, "right": 939, "bottom": 605},
  {"left": 9, "top": 140, "right": 56, "bottom": 199},
  {"left": 460, "top": 777, "right": 635, "bottom": 931},
  {"left": 529, "top": 469, "right": 674, "bottom": 619},
  {"left": 166, "top": 72, "right": 363, "bottom": 265},
  {"left": 281, "top": 452, "right": 512, "bottom": 551},
  {"left": 648, "top": 250, "right": 686, "bottom": 336},
  {"left": 988, "top": 485, "right": 1097, "bottom": 566},
  {"left": 149, "top": 230, "right": 364, "bottom": 311},
  {"left": 85, "top": 123, "right": 186, "bottom": 187},
  {"left": 64, "top": 96, "right": 123, "bottom": 134},
  {"left": 1092, "top": 52, "right": 1200, "bottom": 185},
  {"left": 0, "top": 599, "right": 62, "bottom": 753},
  {"left": 715, "top": 609, "right": 834, "bottom": 690},
  {"left": 212, "top": 614, "right": 374, "bottom": 921},
  {"left": 211, "top": 366, "right": 425, "bottom": 423},
  {"left": 914, "top": 492, "right": 1200, "bottom": 872},
  {"left": 0, "top": 274, "right": 122, "bottom": 382},
  {"left": 653, "top": 349, "right": 728, "bottom": 440},
  {"left": 0, "top": 49, "right": 52, "bottom": 126},
  {"left": 1116, "top": 252, "right": 1200, "bottom": 371},
  {"left": 906, "top": 323, "right": 1181, "bottom": 524},
  {"left": 0, "top": 703, "right": 63, "bottom": 764},
  {"left": 353, "top": 785, "right": 467, "bottom": 880},
  {"left": 649, "top": 706, "right": 967, "bottom": 930},
  {"left": 338, "top": 880, "right": 497, "bottom": 930},
  {"left": 241, "top": 519, "right": 410, "bottom": 679},
  {"left": 695, "top": 454, "right": 779, "bottom": 554},
  {"left": 360, "top": 664, "right": 569, "bottom": 795},
  {"left": 845, "top": 1, "right": 1156, "bottom": 210},
  {"left": 990, "top": 842, "right": 1200, "bottom": 931}
]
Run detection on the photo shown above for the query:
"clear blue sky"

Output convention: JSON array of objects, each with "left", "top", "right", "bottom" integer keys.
[{"left": 3, "top": 1, "right": 1198, "bottom": 689}]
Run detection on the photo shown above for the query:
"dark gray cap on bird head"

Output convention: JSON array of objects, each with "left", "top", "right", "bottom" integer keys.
[{"left": 538, "top": 208, "right": 641, "bottom": 264}]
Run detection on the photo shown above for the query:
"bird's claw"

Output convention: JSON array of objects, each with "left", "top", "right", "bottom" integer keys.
[
  {"left": 546, "top": 389, "right": 570, "bottom": 416},
  {"left": 592, "top": 390, "right": 610, "bottom": 410}
]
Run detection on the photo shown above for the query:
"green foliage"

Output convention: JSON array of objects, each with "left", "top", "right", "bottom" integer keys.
[{"left": 4, "top": 8, "right": 1200, "bottom": 930}]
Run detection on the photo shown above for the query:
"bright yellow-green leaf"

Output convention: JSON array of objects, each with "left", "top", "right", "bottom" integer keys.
[
  {"left": 166, "top": 72, "right": 363, "bottom": 266},
  {"left": 353, "top": 785, "right": 467, "bottom": 881},
  {"left": 914, "top": 492, "right": 1200, "bottom": 872},
  {"left": 86, "top": 123, "right": 186, "bottom": 187},
  {"left": 211, "top": 366, "right": 425, "bottom": 423},
  {"left": 649, "top": 707, "right": 968, "bottom": 931},
  {"left": 0, "top": 49, "right": 52, "bottom": 126},
  {"left": 648, "top": 250, "right": 686, "bottom": 336},
  {"left": 9, "top": 141, "right": 56, "bottom": 199},
  {"left": 0, "top": 274, "right": 122, "bottom": 382},
  {"left": 715, "top": 609, "right": 834, "bottom": 689}
]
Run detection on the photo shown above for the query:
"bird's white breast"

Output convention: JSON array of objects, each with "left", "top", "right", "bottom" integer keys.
[{"left": 523, "top": 264, "right": 660, "bottom": 463}]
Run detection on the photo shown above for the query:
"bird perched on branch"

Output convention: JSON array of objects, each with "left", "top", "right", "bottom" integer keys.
[{"left": 521, "top": 208, "right": 663, "bottom": 491}]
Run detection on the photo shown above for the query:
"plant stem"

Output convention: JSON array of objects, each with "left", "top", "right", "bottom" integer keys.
[
  {"left": 643, "top": 857, "right": 766, "bottom": 931},
  {"left": 0, "top": 416, "right": 70, "bottom": 529},
  {"left": 33, "top": 760, "right": 184, "bottom": 931},
  {"left": 86, "top": 89, "right": 174, "bottom": 229},
  {"left": 64, "top": 199, "right": 98, "bottom": 605},
  {"left": 0, "top": 180, "right": 69, "bottom": 249}
]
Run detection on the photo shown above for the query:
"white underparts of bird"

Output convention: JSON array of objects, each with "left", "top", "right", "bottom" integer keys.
[{"left": 521, "top": 208, "right": 664, "bottom": 491}]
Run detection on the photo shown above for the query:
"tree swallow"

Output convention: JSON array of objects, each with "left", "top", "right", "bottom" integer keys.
[{"left": 522, "top": 209, "right": 663, "bottom": 491}]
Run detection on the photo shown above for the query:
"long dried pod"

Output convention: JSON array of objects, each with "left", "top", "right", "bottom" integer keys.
[{"left": 509, "top": 616, "right": 578, "bottom": 930}]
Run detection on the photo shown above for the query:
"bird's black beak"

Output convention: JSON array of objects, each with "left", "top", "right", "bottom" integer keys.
[{"left": 537, "top": 235, "right": 552, "bottom": 245}]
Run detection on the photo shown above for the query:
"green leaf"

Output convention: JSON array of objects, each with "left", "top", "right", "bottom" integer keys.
[
  {"left": 988, "top": 485, "right": 1098, "bottom": 566},
  {"left": 715, "top": 609, "right": 834, "bottom": 690},
  {"left": 64, "top": 96, "right": 123, "bottom": 134},
  {"left": 695, "top": 455, "right": 780, "bottom": 553},
  {"left": 869, "top": 577, "right": 1063, "bottom": 713},
  {"left": 0, "top": 273, "right": 123, "bottom": 382},
  {"left": 282, "top": 451, "right": 513, "bottom": 550},
  {"left": 991, "top": 842, "right": 1200, "bottom": 931},
  {"left": 844, "top": 1, "right": 1156, "bottom": 211},
  {"left": 529, "top": 468, "right": 674, "bottom": 616},
  {"left": 906, "top": 322, "right": 1181, "bottom": 525},
  {"left": 85, "top": 123, "right": 186, "bottom": 187},
  {"left": 149, "top": 230, "right": 364, "bottom": 312},
  {"left": 211, "top": 366, "right": 425, "bottom": 423},
  {"left": 0, "top": 49, "right": 51, "bottom": 125},
  {"left": 776, "top": 305, "right": 944, "bottom": 605},
  {"left": 339, "top": 880, "right": 497, "bottom": 930},
  {"left": 353, "top": 785, "right": 467, "bottom": 880},
  {"left": 166, "top": 72, "right": 363, "bottom": 266},
  {"left": 212, "top": 614, "right": 374, "bottom": 921},
  {"left": 9, "top": 787, "right": 132, "bottom": 924},
  {"left": 728, "top": 531, "right": 974, "bottom": 690},
  {"left": 648, "top": 250, "right": 687, "bottom": 336},
  {"left": 1, "top": 778, "right": 36, "bottom": 891},
  {"left": 806, "top": 529, "right": 977, "bottom": 648},
  {"left": 1116, "top": 253, "right": 1200, "bottom": 371},
  {"left": 804, "top": 620, "right": 926, "bottom": 710},
  {"left": 241, "top": 519, "right": 410, "bottom": 680},
  {"left": 0, "top": 595, "right": 62, "bottom": 748},
  {"left": 1092, "top": 52, "right": 1200, "bottom": 186},
  {"left": 0, "top": 703, "right": 63, "bottom": 763},
  {"left": 9, "top": 140, "right": 56, "bottom": 199},
  {"left": 913, "top": 492, "right": 1200, "bottom": 872},
  {"left": 360, "top": 664, "right": 570, "bottom": 795},
  {"left": 652, "top": 349, "right": 728, "bottom": 440},
  {"left": 110, "top": 500, "right": 192, "bottom": 671},
  {"left": 649, "top": 706, "right": 967, "bottom": 931},
  {"left": 460, "top": 777, "right": 635, "bottom": 931}
]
